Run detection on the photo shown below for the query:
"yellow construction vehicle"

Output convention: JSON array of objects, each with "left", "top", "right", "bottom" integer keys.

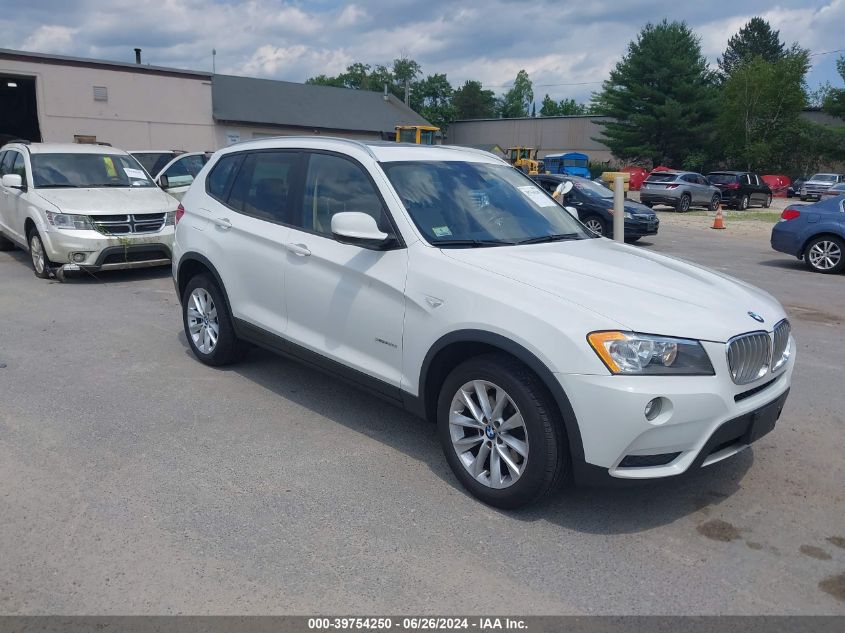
[
  {"left": 506, "top": 147, "right": 541, "bottom": 174},
  {"left": 395, "top": 125, "right": 440, "bottom": 145}
]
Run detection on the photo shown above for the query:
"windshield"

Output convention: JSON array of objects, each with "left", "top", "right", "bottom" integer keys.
[
  {"left": 810, "top": 174, "right": 838, "bottom": 182},
  {"left": 569, "top": 178, "right": 613, "bottom": 200},
  {"left": 382, "top": 161, "right": 591, "bottom": 246},
  {"left": 32, "top": 153, "right": 155, "bottom": 188},
  {"left": 132, "top": 152, "right": 178, "bottom": 175},
  {"left": 707, "top": 173, "right": 739, "bottom": 184}
]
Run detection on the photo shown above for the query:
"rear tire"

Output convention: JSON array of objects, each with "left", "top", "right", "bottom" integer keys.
[
  {"left": 763, "top": 194, "right": 772, "bottom": 208},
  {"left": 436, "top": 354, "right": 568, "bottom": 509},
  {"left": 739, "top": 195, "right": 749, "bottom": 210},
  {"left": 676, "top": 194, "right": 691, "bottom": 213},
  {"left": 27, "top": 229, "right": 52, "bottom": 279},
  {"left": 803, "top": 236, "right": 845, "bottom": 274},
  {"left": 182, "top": 274, "right": 249, "bottom": 366}
]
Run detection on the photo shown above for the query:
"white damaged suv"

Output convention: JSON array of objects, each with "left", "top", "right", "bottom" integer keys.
[
  {"left": 173, "top": 138, "right": 795, "bottom": 508},
  {"left": 0, "top": 142, "right": 177, "bottom": 279}
]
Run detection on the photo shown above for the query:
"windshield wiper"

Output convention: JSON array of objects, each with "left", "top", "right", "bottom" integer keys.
[
  {"left": 516, "top": 233, "right": 582, "bottom": 245},
  {"left": 36, "top": 184, "right": 82, "bottom": 188},
  {"left": 433, "top": 239, "right": 516, "bottom": 248}
]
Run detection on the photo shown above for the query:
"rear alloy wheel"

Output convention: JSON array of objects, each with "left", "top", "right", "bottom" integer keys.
[
  {"left": 437, "top": 354, "right": 568, "bottom": 509},
  {"left": 183, "top": 274, "right": 248, "bottom": 365},
  {"left": 676, "top": 194, "right": 691, "bottom": 213},
  {"left": 708, "top": 195, "right": 720, "bottom": 211},
  {"left": 582, "top": 215, "right": 606, "bottom": 236},
  {"left": 739, "top": 194, "right": 750, "bottom": 210},
  {"left": 804, "top": 236, "right": 845, "bottom": 274},
  {"left": 763, "top": 194, "right": 772, "bottom": 208},
  {"left": 28, "top": 230, "right": 52, "bottom": 279}
]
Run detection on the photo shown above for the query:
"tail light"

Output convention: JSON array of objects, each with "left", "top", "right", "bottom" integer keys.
[
  {"left": 723, "top": 183, "right": 740, "bottom": 190},
  {"left": 175, "top": 203, "right": 185, "bottom": 225},
  {"left": 665, "top": 184, "right": 679, "bottom": 189},
  {"left": 780, "top": 208, "right": 801, "bottom": 221}
]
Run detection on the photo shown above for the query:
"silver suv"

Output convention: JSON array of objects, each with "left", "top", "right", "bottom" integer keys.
[{"left": 640, "top": 171, "right": 721, "bottom": 212}]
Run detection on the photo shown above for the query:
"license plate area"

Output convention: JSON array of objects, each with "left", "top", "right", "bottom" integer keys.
[{"left": 744, "top": 390, "right": 788, "bottom": 444}]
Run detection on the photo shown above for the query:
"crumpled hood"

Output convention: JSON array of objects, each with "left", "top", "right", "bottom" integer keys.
[
  {"left": 442, "top": 238, "right": 785, "bottom": 342},
  {"left": 35, "top": 187, "right": 177, "bottom": 215}
]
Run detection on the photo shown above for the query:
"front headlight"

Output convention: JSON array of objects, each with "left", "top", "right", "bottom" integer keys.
[
  {"left": 165, "top": 210, "right": 176, "bottom": 226},
  {"left": 588, "top": 331, "right": 715, "bottom": 375},
  {"left": 45, "top": 211, "right": 94, "bottom": 231}
]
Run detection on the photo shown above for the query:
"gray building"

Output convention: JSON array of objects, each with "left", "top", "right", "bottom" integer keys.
[{"left": 448, "top": 115, "right": 614, "bottom": 164}]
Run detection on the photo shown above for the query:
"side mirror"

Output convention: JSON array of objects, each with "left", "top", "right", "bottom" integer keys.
[
  {"left": 158, "top": 174, "right": 170, "bottom": 190},
  {"left": 2, "top": 174, "right": 24, "bottom": 189},
  {"left": 331, "top": 212, "right": 393, "bottom": 250}
]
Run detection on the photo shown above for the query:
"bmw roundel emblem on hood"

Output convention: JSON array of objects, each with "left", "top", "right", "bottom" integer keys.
[{"left": 748, "top": 311, "right": 765, "bottom": 323}]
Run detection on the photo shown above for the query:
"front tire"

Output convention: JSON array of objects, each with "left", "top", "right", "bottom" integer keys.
[
  {"left": 708, "top": 195, "right": 720, "bottom": 211},
  {"left": 582, "top": 214, "right": 607, "bottom": 236},
  {"left": 182, "top": 274, "right": 248, "bottom": 366},
  {"left": 804, "top": 236, "right": 845, "bottom": 274},
  {"left": 436, "top": 354, "right": 568, "bottom": 509},
  {"left": 27, "top": 229, "right": 52, "bottom": 279}
]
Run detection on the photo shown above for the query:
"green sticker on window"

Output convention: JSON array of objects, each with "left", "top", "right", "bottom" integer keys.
[{"left": 432, "top": 226, "right": 452, "bottom": 237}]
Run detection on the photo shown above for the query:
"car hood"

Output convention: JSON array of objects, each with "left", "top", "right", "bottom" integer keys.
[
  {"left": 804, "top": 180, "right": 835, "bottom": 188},
  {"left": 591, "top": 198, "right": 656, "bottom": 216},
  {"left": 441, "top": 238, "right": 784, "bottom": 343},
  {"left": 34, "top": 187, "right": 177, "bottom": 215}
]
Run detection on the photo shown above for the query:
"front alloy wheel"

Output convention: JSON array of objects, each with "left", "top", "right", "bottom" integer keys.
[
  {"left": 805, "top": 236, "right": 844, "bottom": 274},
  {"left": 583, "top": 216, "right": 605, "bottom": 236},
  {"left": 29, "top": 231, "right": 51, "bottom": 279},
  {"left": 449, "top": 380, "right": 529, "bottom": 490}
]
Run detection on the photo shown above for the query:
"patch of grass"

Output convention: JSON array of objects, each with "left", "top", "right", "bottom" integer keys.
[{"left": 684, "top": 211, "right": 782, "bottom": 222}]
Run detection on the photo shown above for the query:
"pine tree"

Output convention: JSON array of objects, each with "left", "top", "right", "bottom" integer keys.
[{"left": 718, "top": 17, "right": 786, "bottom": 78}]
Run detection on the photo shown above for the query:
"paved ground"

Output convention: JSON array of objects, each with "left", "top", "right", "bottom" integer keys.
[{"left": 1, "top": 220, "right": 843, "bottom": 615}]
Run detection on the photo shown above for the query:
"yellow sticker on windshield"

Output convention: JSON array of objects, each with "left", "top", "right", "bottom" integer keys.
[{"left": 103, "top": 156, "right": 117, "bottom": 177}]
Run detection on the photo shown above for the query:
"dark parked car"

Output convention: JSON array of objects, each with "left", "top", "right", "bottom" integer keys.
[
  {"left": 771, "top": 195, "right": 845, "bottom": 273},
  {"left": 532, "top": 173, "right": 659, "bottom": 242},
  {"left": 787, "top": 179, "right": 805, "bottom": 198},
  {"left": 639, "top": 170, "right": 721, "bottom": 212},
  {"left": 707, "top": 171, "right": 772, "bottom": 209}
]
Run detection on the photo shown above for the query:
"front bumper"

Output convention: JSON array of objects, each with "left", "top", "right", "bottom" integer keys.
[
  {"left": 557, "top": 338, "right": 795, "bottom": 480},
  {"left": 39, "top": 225, "right": 175, "bottom": 271},
  {"left": 624, "top": 217, "right": 659, "bottom": 236}
]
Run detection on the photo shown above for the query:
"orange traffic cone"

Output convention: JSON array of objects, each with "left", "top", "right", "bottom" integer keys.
[{"left": 712, "top": 204, "right": 726, "bottom": 230}]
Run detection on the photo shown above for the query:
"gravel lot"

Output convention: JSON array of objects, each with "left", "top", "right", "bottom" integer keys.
[{"left": 0, "top": 220, "right": 843, "bottom": 615}]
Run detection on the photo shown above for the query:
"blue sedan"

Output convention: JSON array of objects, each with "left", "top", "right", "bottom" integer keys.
[{"left": 771, "top": 195, "right": 845, "bottom": 273}]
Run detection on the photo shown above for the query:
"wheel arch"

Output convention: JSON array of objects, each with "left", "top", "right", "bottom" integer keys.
[
  {"left": 176, "top": 252, "right": 232, "bottom": 314},
  {"left": 416, "top": 329, "right": 585, "bottom": 466},
  {"left": 799, "top": 231, "right": 845, "bottom": 258}
]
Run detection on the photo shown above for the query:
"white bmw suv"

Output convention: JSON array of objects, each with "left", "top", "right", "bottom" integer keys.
[
  {"left": 0, "top": 142, "right": 177, "bottom": 279},
  {"left": 173, "top": 138, "right": 795, "bottom": 508}
]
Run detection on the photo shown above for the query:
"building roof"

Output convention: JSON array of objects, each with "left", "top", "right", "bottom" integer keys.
[
  {"left": 452, "top": 114, "right": 607, "bottom": 123},
  {"left": 212, "top": 74, "right": 431, "bottom": 134},
  {"left": 0, "top": 48, "right": 211, "bottom": 80}
]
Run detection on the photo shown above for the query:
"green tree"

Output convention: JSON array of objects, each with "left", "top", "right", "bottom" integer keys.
[
  {"left": 452, "top": 80, "right": 497, "bottom": 119},
  {"left": 594, "top": 20, "right": 717, "bottom": 167},
  {"left": 539, "top": 94, "right": 560, "bottom": 116},
  {"left": 499, "top": 70, "right": 534, "bottom": 118},
  {"left": 558, "top": 98, "right": 587, "bottom": 115},
  {"left": 822, "top": 56, "right": 845, "bottom": 119},
  {"left": 718, "top": 17, "right": 786, "bottom": 78},
  {"left": 718, "top": 52, "right": 810, "bottom": 171},
  {"left": 393, "top": 57, "right": 422, "bottom": 101},
  {"left": 305, "top": 75, "right": 346, "bottom": 88},
  {"left": 410, "top": 73, "right": 456, "bottom": 129}
]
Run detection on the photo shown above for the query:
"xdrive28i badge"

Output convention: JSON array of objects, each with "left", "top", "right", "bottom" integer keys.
[{"left": 748, "top": 311, "right": 765, "bottom": 323}]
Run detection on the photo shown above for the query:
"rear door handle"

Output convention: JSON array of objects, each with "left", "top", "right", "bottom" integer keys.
[
  {"left": 285, "top": 243, "right": 311, "bottom": 257},
  {"left": 214, "top": 217, "right": 232, "bottom": 230}
]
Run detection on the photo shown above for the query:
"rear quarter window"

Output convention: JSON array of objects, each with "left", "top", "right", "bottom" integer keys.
[{"left": 206, "top": 154, "right": 242, "bottom": 202}]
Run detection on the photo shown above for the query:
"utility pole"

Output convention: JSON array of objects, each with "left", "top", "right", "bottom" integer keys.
[
  {"left": 404, "top": 78, "right": 409, "bottom": 106},
  {"left": 212, "top": 49, "right": 216, "bottom": 74}
]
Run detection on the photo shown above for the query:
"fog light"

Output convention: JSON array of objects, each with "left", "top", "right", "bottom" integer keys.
[
  {"left": 71, "top": 252, "right": 86, "bottom": 263},
  {"left": 644, "top": 398, "right": 662, "bottom": 421}
]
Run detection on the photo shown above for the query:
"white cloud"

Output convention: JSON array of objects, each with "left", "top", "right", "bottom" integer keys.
[{"left": 21, "top": 25, "right": 79, "bottom": 54}]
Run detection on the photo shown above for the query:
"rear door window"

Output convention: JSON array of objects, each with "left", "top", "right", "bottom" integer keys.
[{"left": 226, "top": 151, "right": 301, "bottom": 224}]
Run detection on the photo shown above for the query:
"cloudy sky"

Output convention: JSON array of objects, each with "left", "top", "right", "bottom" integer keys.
[{"left": 2, "top": 0, "right": 843, "bottom": 103}]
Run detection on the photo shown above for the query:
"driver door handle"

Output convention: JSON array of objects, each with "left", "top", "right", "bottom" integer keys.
[
  {"left": 214, "top": 217, "right": 232, "bottom": 230},
  {"left": 285, "top": 242, "right": 311, "bottom": 257}
]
